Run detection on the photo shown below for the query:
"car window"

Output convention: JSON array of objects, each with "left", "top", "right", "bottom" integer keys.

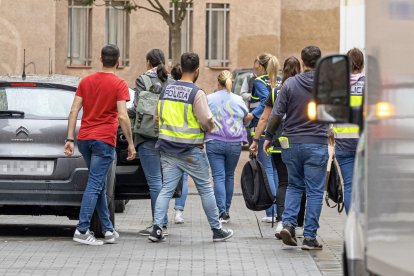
[
  {"left": 234, "top": 72, "right": 253, "bottom": 96},
  {"left": 0, "top": 87, "right": 78, "bottom": 119}
]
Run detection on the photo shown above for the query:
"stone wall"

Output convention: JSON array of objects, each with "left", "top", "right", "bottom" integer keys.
[
  {"left": 0, "top": 0, "right": 340, "bottom": 91},
  {"left": 280, "top": 0, "right": 340, "bottom": 66},
  {"left": 0, "top": 0, "right": 56, "bottom": 76}
]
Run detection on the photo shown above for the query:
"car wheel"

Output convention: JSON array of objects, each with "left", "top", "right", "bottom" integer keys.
[{"left": 115, "top": 200, "right": 126, "bottom": 213}]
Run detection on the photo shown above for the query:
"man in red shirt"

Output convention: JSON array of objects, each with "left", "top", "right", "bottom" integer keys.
[{"left": 64, "top": 44, "right": 136, "bottom": 245}]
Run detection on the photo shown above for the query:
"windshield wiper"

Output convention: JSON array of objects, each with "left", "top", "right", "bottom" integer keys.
[{"left": 0, "top": 110, "right": 25, "bottom": 118}]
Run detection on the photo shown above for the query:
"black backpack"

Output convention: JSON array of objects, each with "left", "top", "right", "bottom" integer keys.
[
  {"left": 241, "top": 156, "right": 276, "bottom": 211},
  {"left": 325, "top": 156, "right": 344, "bottom": 213}
]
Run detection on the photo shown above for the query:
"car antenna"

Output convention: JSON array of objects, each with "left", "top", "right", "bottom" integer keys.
[{"left": 22, "top": 49, "right": 26, "bottom": 80}]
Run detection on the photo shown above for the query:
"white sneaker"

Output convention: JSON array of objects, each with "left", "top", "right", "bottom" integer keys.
[
  {"left": 104, "top": 229, "right": 120, "bottom": 244},
  {"left": 174, "top": 210, "right": 184, "bottom": 224},
  {"left": 73, "top": 229, "right": 103, "bottom": 246},
  {"left": 295, "top": 227, "right": 304, "bottom": 238},
  {"left": 261, "top": 216, "right": 277, "bottom": 223},
  {"left": 275, "top": 221, "right": 283, "bottom": 239}
]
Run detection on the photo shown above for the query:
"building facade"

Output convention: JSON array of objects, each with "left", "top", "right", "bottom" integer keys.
[{"left": 0, "top": 0, "right": 339, "bottom": 91}]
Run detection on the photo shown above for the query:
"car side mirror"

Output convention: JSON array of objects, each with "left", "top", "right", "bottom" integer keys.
[{"left": 309, "top": 55, "right": 351, "bottom": 123}]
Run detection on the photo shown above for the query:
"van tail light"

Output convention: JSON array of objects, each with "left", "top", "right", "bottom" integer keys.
[{"left": 308, "top": 101, "right": 317, "bottom": 120}]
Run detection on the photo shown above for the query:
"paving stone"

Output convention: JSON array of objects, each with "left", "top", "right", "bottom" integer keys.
[{"left": 0, "top": 152, "right": 345, "bottom": 275}]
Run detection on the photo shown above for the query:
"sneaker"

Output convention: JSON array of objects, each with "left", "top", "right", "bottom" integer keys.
[
  {"left": 73, "top": 229, "right": 103, "bottom": 246},
  {"left": 280, "top": 224, "right": 297, "bottom": 246},
  {"left": 301, "top": 238, "right": 323, "bottom": 250},
  {"left": 262, "top": 216, "right": 277, "bottom": 223},
  {"left": 174, "top": 210, "right": 184, "bottom": 224},
  {"left": 295, "top": 227, "right": 304, "bottom": 238},
  {"left": 104, "top": 229, "right": 120, "bottom": 244},
  {"left": 274, "top": 221, "right": 283, "bottom": 239},
  {"left": 219, "top": 213, "right": 230, "bottom": 224},
  {"left": 162, "top": 226, "right": 169, "bottom": 236},
  {"left": 148, "top": 225, "right": 166, "bottom": 242},
  {"left": 138, "top": 226, "right": 152, "bottom": 236},
  {"left": 212, "top": 228, "right": 234, "bottom": 242}
]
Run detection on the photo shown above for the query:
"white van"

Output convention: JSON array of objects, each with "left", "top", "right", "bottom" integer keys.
[{"left": 311, "top": 1, "right": 414, "bottom": 275}]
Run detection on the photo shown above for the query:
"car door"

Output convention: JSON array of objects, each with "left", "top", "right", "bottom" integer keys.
[{"left": 114, "top": 88, "right": 151, "bottom": 200}]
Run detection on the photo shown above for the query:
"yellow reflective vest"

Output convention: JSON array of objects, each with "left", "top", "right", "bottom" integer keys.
[
  {"left": 333, "top": 76, "right": 365, "bottom": 139},
  {"left": 249, "top": 74, "right": 270, "bottom": 110},
  {"left": 158, "top": 81, "right": 204, "bottom": 144}
]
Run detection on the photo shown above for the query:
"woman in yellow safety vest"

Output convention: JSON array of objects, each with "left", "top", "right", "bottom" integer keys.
[
  {"left": 250, "top": 56, "right": 306, "bottom": 238},
  {"left": 245, "top": 53, "right": 280, "bottom": 223},
  {"left": 333, "top": 48, "right": 365, "bottom": 214}
]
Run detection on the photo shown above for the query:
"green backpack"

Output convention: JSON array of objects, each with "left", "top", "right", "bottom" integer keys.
[{"left": 134, "top": 75, "right": 162, "bottom": 138}]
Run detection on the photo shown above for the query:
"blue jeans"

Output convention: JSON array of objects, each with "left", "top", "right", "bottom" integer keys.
[
  {"left": 257, "top": 138, "right": 278, "bottom": 217},
  {"left": 174, "top": 174, "right": 188, "bottom": 211},
  {"left": 335, "top": 149, "right": 355, "bottom": 214},
  {"left": 138, "top": 140, "right": 167, "bottom": 226},
  {"left": 281, "top": 143, "right": 328, "bottom": 239},
  {"left": 77, "top": 140, "right": 115, "bottom": 233},
  {"left": 154, "top": 148, "right": 220, "bottom": 229},
  {"left": 206, "top": 140, "right": 241, "bottom": 216}
]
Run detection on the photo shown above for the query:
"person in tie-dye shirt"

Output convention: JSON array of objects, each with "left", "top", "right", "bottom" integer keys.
[{"left": 205, "top": 70, "right": 248, "bottom": 223}]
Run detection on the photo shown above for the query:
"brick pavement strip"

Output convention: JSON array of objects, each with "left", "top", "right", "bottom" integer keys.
[
  {"left": 0, "top": 193, "right": 344, "bottom": 276},
  {"left": 0, "top": 152, "right": 345, "bottom": 276}
]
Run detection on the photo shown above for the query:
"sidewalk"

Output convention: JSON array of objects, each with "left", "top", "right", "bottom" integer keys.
[
  {"left": 0, "top": 194, "right": 345, "bottom": 276},
  {"left": 117, "top": 195, "right": 325, "bottom": 276},
  {"left": 0, "top": 151, "right": 346, "bottom": 276}
]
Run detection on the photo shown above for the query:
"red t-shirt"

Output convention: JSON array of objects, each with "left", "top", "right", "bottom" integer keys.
[{"left": 76, "top": 72, "right": 130, "bottom": 147}]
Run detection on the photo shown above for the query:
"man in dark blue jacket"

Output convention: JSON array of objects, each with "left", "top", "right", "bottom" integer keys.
[{"left": 264, "top": 46, "right": 328, "bottom": 250}]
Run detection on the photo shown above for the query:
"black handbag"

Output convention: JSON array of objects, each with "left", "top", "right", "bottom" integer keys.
[{"left": 325, "top": 155, "right": 344, "bottom": 213}]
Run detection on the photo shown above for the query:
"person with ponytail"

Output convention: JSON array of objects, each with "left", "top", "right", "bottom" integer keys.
[
  {"left": 205, "top": 70, "right": 248, "bottom": 223},
  {"left": 129, "top": 49, "right": 175, "bottom": 236},
  {"left": 245, "top": 53, "right": 280, "bottom": 223},
  {"left": 170, "top": 63, "right": 183, "bottom": 81},
  {"left": 250, "top": 56, "right": 306, "bottom": 238}
]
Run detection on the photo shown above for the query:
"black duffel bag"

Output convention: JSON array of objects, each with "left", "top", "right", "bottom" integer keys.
[{"left": 241, "top": 156, "right": 276, "bottom": 211}]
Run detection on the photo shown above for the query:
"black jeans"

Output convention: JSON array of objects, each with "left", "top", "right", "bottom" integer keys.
[{"left": 272, "top": 153, "right": 306, "bottom": 227}]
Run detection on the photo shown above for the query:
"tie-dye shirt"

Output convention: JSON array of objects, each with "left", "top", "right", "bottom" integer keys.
[{"left": 205, "top": 89, "right": 248, "bottom": 143}]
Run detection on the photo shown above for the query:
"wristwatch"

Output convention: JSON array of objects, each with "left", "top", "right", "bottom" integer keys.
[
  {"left": 65, "top": 138, "right": 75, "bottom": 143},
  {"left": 253, "top": 137, "right": 260, "bottom": 143}
]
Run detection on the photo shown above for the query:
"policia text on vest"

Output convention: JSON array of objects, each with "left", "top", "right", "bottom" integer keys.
[{"left": 163, "top": 85, "right": 192, "bottom": 102}]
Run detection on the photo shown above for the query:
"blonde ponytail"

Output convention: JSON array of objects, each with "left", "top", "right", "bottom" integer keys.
[
  {"left": 218, "top": 70, "right": 233, "bottom": 92},
  {"left": 225, "top": 78, "right": 232, "bottom": 92},
  {"left": 266, "top": 55, "right": 279, "bottom": 89},
  {"left": 257, "top": 53, "right": 280, "bottom": 88}
]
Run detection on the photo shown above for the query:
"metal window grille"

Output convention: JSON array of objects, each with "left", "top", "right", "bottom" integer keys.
[
  {"left": 168, "top": 3, "right": 193, "bottom": 59},
  {"left": 205, "top": 3, "right": 230, "bottom": 67},
  {"left": 105, "top": 0, "right": 130, "bottom": 67},
  {"left": 67, "top": 0, "right": 92, "bottom": 66}
]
